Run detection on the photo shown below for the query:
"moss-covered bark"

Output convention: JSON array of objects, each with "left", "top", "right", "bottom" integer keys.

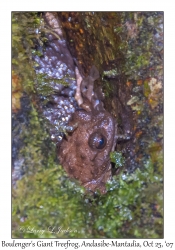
[{"left": 12, "top": 12, "right": 163, "bottom": 238}]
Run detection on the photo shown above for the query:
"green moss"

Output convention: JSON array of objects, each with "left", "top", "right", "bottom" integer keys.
[
  {"left": 13, "top": 154, "right": 163, "bottom": 238},
  {"left": 36, "top": 74, "right": 73, "bottom": 97},
  {"left": 143, "top": 79, "right": 151, "bottom": 97},
  {"left": 103, "top": 68, "right": 118, "bottom": 78},
  {"left": 110, "top": 151, "right": 125, "bottom": 168},
  {"left": 102, "top": 80, "right": 114, "bottom": 98}
]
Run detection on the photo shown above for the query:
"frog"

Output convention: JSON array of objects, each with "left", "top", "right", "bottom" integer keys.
[{"left": 33, "top": 12, "right": 118, "bottom": 193}]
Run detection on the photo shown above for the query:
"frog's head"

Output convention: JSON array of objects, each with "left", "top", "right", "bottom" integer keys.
[{"left": 58, "top": 66, "right": 117, "bottom": 193}]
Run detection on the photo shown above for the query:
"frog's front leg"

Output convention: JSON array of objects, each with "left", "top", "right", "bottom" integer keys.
[{"left": 75, "top": 67, "right": 83, "bottom": 106}]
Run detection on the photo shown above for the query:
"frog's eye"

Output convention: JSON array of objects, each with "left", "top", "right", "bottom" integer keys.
[{"left": 88, "top": 132, "right": 106, "bottom": 150}]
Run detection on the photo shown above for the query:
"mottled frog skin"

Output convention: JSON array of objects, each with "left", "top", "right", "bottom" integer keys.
[{"left": 58, "top": 66, "right": 117, "bottom": 193}]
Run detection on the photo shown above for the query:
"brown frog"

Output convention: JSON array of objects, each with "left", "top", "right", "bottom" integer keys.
[{"left": 58, "top": 66, "right": 117, "bottom": 193}]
